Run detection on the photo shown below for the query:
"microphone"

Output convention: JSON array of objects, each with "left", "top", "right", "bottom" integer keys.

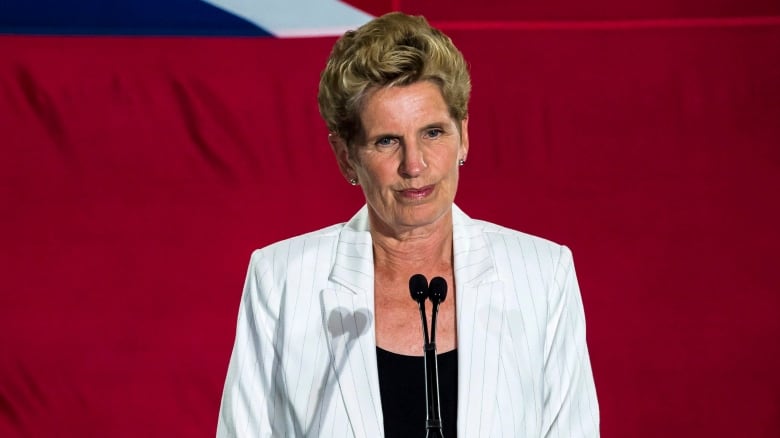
[
  {"left": 428, "top": 277, "right": 448, "bottom": 345},
  {"left": 409, "top": 274, "right": 429, "bottom": 303},
  {"left": 408, "top": 274, "right": 448, "bottom": 438},
  {"left": 409, "top": 273, "right": 430, "bottom": 345}
]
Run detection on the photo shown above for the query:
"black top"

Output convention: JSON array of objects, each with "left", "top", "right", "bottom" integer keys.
[{"left": 376, "top": 347, "right": 458, "bottom": 438}]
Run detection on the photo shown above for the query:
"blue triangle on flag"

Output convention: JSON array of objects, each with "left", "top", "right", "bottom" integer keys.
[{"left": 0, "top": 0, "right": 272, "bottom": 36}]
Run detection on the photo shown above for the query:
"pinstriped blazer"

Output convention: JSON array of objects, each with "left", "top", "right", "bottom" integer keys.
[{"left": 217, "top": 205, "right": 599, "bottom": 437}]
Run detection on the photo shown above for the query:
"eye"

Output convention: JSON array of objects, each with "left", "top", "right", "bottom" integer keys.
[
  {"left": 424, "top": 128, "right": 444, "bottom": 139},
  {"left": 375, "top": 136, "right": 398, "bottom": 147}
]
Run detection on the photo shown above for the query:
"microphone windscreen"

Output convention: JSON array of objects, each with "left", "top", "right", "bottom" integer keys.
[
  {"left": 429, "top": 277, "right": 448, "bottom": 303},
  {"left": 409, "top": 274, "right": 428, "bottom": 303}
]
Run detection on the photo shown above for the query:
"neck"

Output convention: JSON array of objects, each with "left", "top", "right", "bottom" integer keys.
[{"left": 369, "top": 209, "right": 454, "bottom": 280}]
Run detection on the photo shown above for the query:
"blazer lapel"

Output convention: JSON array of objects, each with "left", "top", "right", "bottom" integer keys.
[
  {"left": 320, "top": 207, "right": 384, "bottom": 437},
  {"left": 452, "top": 206, "right": 504, "bottom": 437}
]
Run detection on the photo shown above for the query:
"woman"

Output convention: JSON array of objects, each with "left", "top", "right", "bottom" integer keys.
[{"left": 217, "top": 12, "right": 598, "bottom": 437}]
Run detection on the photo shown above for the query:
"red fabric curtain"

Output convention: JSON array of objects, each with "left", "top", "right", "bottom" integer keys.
[{"left": 1, "top": 2, "right": 779, "bottom": 436}]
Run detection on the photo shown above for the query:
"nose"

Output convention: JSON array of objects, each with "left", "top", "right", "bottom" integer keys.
[{"left": 399, "top": 140, "right": 426, "bottom": 177}]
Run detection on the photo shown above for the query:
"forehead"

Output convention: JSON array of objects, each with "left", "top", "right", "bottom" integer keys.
[{"left": 359, "top": 81, "right": 451, "bottom": 132}]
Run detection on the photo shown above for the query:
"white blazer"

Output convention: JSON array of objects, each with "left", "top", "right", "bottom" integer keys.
[{"left": 217, "top": 205, "right": 599, "bottom": 437}]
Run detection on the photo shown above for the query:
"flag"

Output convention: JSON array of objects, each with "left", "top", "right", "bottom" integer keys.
[{"left": 0, "top": 0, "right": 374, "bottom": 37}]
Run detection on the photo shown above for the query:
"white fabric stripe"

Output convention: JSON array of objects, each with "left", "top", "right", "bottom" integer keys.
[{"left": 200, "top": 0, "right": 373, "bottom": 37}]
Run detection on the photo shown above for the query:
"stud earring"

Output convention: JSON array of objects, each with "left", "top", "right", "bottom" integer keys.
[
  {"left": 349, "top": 177, "right": 358, "bottom": 186},
  {"left": 458, "top": 159, "right": 466, "bottom": 166}
]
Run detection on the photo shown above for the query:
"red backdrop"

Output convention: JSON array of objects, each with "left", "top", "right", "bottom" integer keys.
[{"left": 1, "top": 1, "right": 779, "bottom": 436}]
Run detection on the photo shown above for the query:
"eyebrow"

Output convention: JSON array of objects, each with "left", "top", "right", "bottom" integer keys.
[{"left": 420, "top": 121, "right": 448, "bottom": 130}]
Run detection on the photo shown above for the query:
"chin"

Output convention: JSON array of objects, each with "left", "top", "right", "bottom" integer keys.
[{"left": 397, "top": 203, "right": 450, "bottom": 227}]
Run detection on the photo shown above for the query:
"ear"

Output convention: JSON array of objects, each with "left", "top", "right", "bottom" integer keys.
[
  {"left": 458, "top": 116, "right": 470, "bottom": 162},
  {"left": 328, "top": 133, "right": 356, "bottom": 181}
]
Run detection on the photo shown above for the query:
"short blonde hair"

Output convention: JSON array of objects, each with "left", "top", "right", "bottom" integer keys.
[{"left": 318, "top": 12, "right": 471, "bottom": 149}]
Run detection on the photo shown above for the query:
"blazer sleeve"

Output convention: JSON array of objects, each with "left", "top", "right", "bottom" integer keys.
[
  {"left": 541, "top": 246, "right": 600, "bottom": 437},
  {"left": 216, "top": 251, "right": 287, "bottom": 438}
]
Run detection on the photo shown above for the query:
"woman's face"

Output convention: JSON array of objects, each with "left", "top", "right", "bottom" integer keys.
[{"left": 336, "top": 80, "right": 469, "bottom": 237}]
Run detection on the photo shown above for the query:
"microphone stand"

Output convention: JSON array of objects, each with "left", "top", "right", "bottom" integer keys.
[
  {"left": 409, "top": 274, "right": 446, "bottom": 438},
  {"left": 424, "top": 331, "right": 443, "bottom": 437}
]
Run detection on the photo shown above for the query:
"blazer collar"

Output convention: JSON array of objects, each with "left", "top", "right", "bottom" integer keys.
[
  {"left": 452, "top": 204, "right": 499, "bottom": 286},
  {"left": 329, "top": 205, "right": 374, "bottom": 296},
  {"left": 328, "top": 204, "right": 499, "bottom": 293}
]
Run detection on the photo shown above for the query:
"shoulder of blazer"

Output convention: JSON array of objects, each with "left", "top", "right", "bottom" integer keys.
[
  {"left": 468, "top": 217, "right": 568, "bottom": 265},
  {"left": 453, "top": 207, "right": 572, "bottom": 295},
  {"left": 248, "top": 222, "right": 343, "bottom": 262},
  {"left": 242, "top": 222, "right": 345, "bottom": 291},
  {"left": 249, "top": 205, "right": 370, "bottom": 264},
  {"left": 245, "top": 206, "right": 371, "bottom": 288}
]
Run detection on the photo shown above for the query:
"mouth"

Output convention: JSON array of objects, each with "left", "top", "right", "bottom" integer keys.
[{"left": 398, "top": 185, "right": 434, "bottom": 200}]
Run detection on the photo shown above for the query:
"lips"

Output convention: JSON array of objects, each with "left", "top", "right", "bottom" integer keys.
[{"left": 399, "top": 185, "right": 434, "bottom": 200}]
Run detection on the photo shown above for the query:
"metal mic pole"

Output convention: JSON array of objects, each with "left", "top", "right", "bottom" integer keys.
[
  {"left": 424, "top": 342, "right": 443, "bottom": 438},
  {"left": 425, "top": 276, "right": 448, "bottom": 438}
]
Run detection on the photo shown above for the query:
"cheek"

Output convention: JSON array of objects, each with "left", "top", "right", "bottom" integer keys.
[{"left": 358, "top": 159, "right": 395, "bottom": 186}]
